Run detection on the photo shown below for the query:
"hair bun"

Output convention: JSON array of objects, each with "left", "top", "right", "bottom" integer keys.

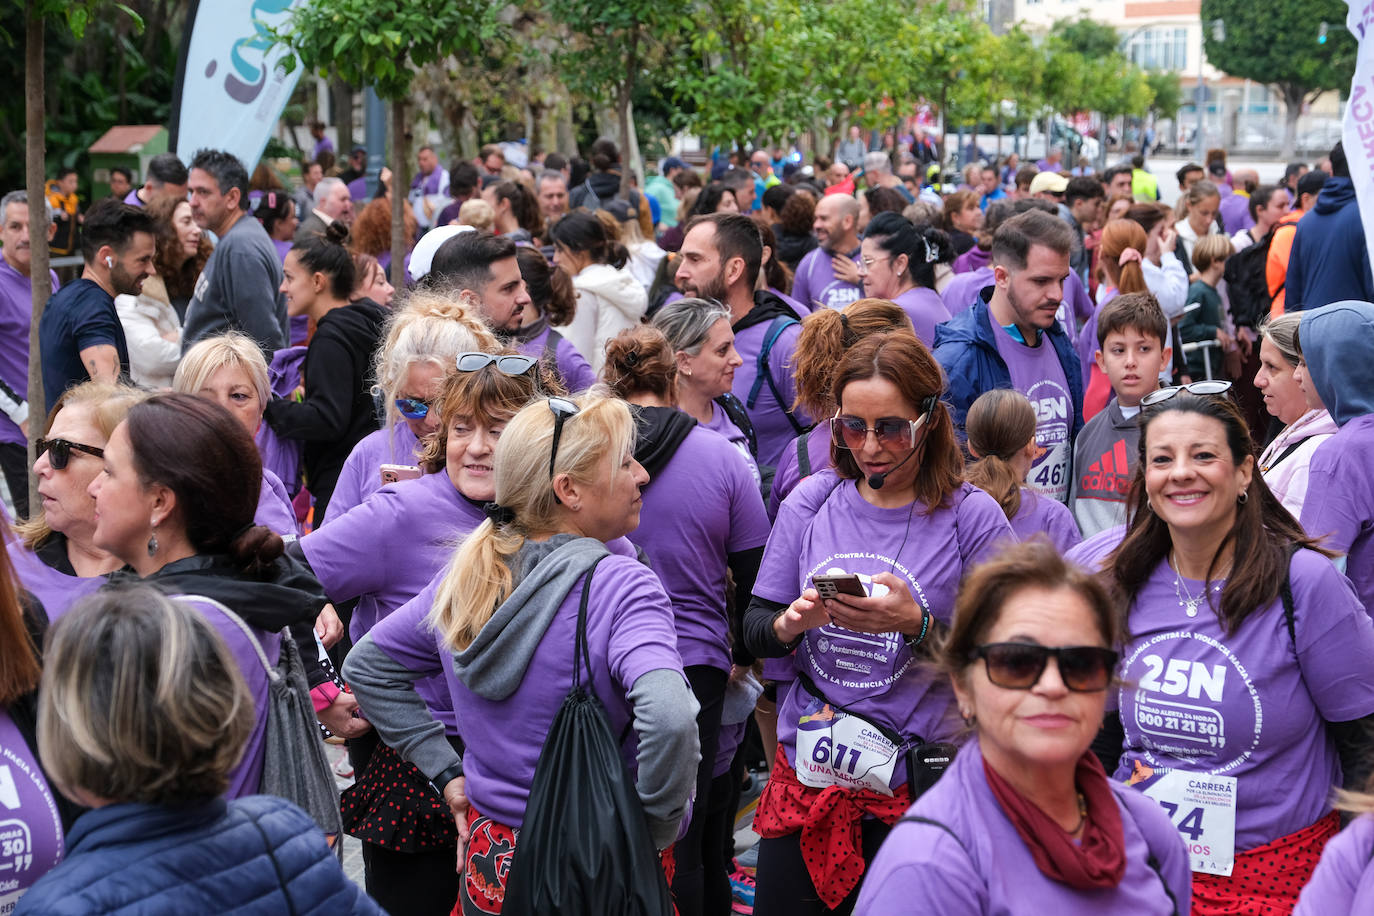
[{"left": 323, "top": 220, "right": 350, "bottom": 246}]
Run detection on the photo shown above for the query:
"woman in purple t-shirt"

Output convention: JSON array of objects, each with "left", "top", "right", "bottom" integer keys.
[
  {"left": 964, "top": 389, "right": 1082, "bottom": 553},
  {"left": 1103, "top": 388, "right": 1374, "bottom": 914},
  {"left": 855, "top": 540, "right": 1190, "bottom": 914},
  {"left": 85, "top": 394, "right": 345, "bottom": 797},
  {"left": 1294, "top": 782, "right": 1374, "bottom": 914},
  {"left": 344, "top": 394, "right": 699, "bottom": 915},
  {"left": 857, "top": 212, "right": 953, "bottom": 349},
  {"left": 604, "top": 326, "right": 771, "bottom": 915},
  {"left": 325, "top": 290, "right": 497, "bottom": 524},
  {"left": 743, "top": 333, "right": 1013, "bottom": 915}
]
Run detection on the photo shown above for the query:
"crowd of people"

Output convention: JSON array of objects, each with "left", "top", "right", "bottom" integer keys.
[{"left": 1, "top": 124, "right": 1373, "bottom": 916}]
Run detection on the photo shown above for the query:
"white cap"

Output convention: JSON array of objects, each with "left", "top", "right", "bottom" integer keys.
[{"left": 408, "top": 225, "right": 474, "bottom": 283}]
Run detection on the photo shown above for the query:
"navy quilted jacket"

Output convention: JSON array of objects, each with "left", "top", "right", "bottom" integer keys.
[{"left": 14, "top": 795, "right": 384, "bottom": 915}]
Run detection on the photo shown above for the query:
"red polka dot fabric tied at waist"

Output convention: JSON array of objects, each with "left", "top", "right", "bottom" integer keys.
[
  {"left": 754, "top": 746, "right": 911, "bottom": 909},
  {"left": 1190, "top": 810, "right": 1339, "bottom": 916},
  {"left": 339, "top": 742, "right": 458, "bottom": 853}
]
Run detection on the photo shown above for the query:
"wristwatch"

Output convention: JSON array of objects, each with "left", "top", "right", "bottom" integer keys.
[{"left": 430, "top": 762, "right": 464, "bottom": 799}]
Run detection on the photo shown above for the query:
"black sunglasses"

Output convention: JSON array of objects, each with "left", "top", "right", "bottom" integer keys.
[
  {"left": 547, "top": 396, "right": 580, "bottom": 480},
  {"left": 456, "top": 352, "right": 539, "bottom": 377},
  {"left": 36, "top": 437, "right": 104, "bottom": 471},
  {"left": 1140, "top": 379, "right": 1232, "bottom": 407},
  {"left": 970, "top": 643, "right": 1118, "bottom": 693}
]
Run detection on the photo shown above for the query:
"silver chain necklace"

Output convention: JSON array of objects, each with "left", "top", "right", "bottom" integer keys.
[{"left": 1170, "top": 551, "right": 1224, "bottom": 618}]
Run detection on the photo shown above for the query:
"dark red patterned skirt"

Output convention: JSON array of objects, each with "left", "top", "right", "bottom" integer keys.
[
  {"left": 1190, "top": 810, "right": 1339, "bottom": 916},
  {"left": 339, "top": 742, "right": 459, "bottom": 853}
]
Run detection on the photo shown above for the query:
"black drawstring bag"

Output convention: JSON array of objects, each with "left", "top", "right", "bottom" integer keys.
[{"left": 502, "top": 558, "right": 675, "bottom": 916}]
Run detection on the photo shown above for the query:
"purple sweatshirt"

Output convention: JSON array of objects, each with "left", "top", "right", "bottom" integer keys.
[
  {"left": 791, "top": 246, "right": 862, "bottom": 311},
  {"left": 323, "top": 423, "right": 422, "bottom": 525}
]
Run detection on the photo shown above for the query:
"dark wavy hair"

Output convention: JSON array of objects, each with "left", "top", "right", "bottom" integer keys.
[
  {"left": 516, "top": 246, "right": 576, "bottom": 326},
  {"left": 146, "top": 194, "right": 211, "bottom": 301},
  {"left": 1105, "top": 393, "right": 1333, "bottom": 635}
]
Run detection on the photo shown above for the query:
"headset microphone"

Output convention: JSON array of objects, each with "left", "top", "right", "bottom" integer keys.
[{"left": 866, "top": 396, "right": 939, "bottom": 490}]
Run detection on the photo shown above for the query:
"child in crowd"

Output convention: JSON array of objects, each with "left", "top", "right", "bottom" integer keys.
[
  {"left": 1069, "top": 292, "right": 1172, "bottom": 536},
  {"left": 1180, "top": 233, "right": 1234, "bottom": 381},
  {"left": 964, "top": 388, "right": 1082, "bottom": 553},
  {"left": 456, "top": 197, "right": 495, "bottom": 232}
]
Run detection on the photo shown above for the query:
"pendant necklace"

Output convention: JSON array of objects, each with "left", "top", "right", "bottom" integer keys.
[{"left": 1170, "top": 551, "right": 1224, "bottom": 618}]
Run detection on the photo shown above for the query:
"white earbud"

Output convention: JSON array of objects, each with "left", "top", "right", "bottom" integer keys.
[{"left": 105, "top": 256, "right": 113, "bottom": 268}]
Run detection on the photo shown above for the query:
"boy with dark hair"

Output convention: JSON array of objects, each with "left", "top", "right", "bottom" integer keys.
[{"left": 1069, "top": 292, "right": 1171, "bottom": 535}]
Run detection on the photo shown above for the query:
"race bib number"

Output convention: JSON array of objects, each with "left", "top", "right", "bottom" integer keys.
[
  {"left": 794, "top": 693, "right": 899, "bottom": 796},
  {"left": 1129, "top": 765, "right": 1237, "bottom": 876},
  {"left": 1027, "top": 379, "right": 1072, "bottom": 502}
]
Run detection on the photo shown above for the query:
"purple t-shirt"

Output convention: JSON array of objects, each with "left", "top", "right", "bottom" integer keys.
[
  {"left": 1301, "top": 414, "right": 1374, "bottom": 618},
  {"left": 768, "top": 424, "right": 832, "bottom": 521},
  {"left": 174, "top": 595, "right": 278, "bottom": 799},
  {"left": 0, "top": 260, "right": 48, "bottom": 447},
  {"left": 893, "top": 286, "right": 950, "bottom": 349},
  {"left": 6, "top": 539, "right": 103, "bottom": 622},
  {"left": 714, "top": 720, "right": 746, "bottom": 779},
  {"left": 755, "top": 471, "right": 1012, "bottom": 787},
  {"left": 991, "top": 320, "right": 1075, "bottom": 503},
  {"left": 323, "top": 423, "right": 422, "bottom": 526},
  {"left": 368, "top": 550, "right": 685, "bottom": 829},
  {"left": 731, "top": 319, "right": 810, "bottom": 467},
  {"left": 255, "top": 468, "right": 298, "bottom": 537},
  {"left": 0, "top": 707, "right": 65, "bottom": 909},
  {"left": 122, "top": 188, "right": 143, "bottom": 207},
  {"left": 1114, "top": 550, "right": 1374, "bottom": 852},
  {"left": 1219, "top": 192, "right": 1254, "bottom": 236},
  {"left": 303, "top": 471, "right": 485, "bottom": 733},
  {"left": 627, "top": 426, "right": 769, "bottom": 671},
  {"left": 1065, "top": 524, "right": 1126, "bottom": 572},
  {"left": 1009, "top": 487, "right": 1082, "bottom": 553},
  {"left": 854, "top": 738, "right": 1191, "bottom": 914},
  {"left": 951, "top": 245, "right": 991, "bottom": 275},
  {"left": 941, "top": 266, "right": 992, "bottom": 317},
  {"left": 1294, "top": 813, "right": 1374, "bottom": 915},
  {"left": 771, "top": 288, "right": 810, "bottom": 317},
  {"left": 517, "top": 325, "right": 598, "bottom": 393},
  {"left": 791, "top": 247, "right": 862, "bottom": 311},
  {"left": 703, "top": 402, "right": 760, "bottom": 487}
]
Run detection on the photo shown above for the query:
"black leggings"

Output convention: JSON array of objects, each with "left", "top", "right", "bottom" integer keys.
[
  {"left": 753, "top": 820, "right": 892, "bottom": 916},
  {"left": 671, "top": 664, "right": 728, "bottom": 916},
  {"left": 697, "top": 764, "right": 742, "bottom": 915}
]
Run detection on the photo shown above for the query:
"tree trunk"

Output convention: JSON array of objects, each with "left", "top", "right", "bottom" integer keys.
[
  {"left": 332, "top": 79, "right": 354, "bottom": 158},
  {"left": 25, "top": 0, "right": 47, "bottom": 515},
  {"left": 1280, "top": 84, "right": 1302, "bottom": 160},
  {"left": 390, "top": 99, "right": 408, "bottom": 292},
  {"left": 617, "top": 31, "right": 639, "bottom": 197}
]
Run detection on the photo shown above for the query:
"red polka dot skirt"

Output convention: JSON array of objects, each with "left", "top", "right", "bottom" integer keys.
[{"left": 1191, "top": 810, "right": 1339, "bottom": 916}]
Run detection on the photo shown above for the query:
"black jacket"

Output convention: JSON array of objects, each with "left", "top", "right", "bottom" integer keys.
[{"left": 264, "top": 297, "right": 387, "bottom": 518}]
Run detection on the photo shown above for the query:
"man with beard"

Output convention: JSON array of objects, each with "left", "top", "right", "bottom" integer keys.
[
  {"left": 0, "top": 190, "right": 57, "bottom": 515},
  {"left": 676, "top": 213, "right": 810, "bottom": 465},
  {"left": 933, "top": 210, "right": 1083, "bottom": 503},
  {"left": 39, "top": 198, "right": 154, "bottom": 406},
  {"left": 791, "top": 194, "right": 862, "bottom": 310}
]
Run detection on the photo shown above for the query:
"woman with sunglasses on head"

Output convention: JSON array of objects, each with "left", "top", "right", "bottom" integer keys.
[
  {"left": 174, "top": 332, "right": 300, "bottom": 537},
  {"left": 742, "top": 333, "right": 1013, "bottom": 916},
  {"left": 603, "top": 326, "right": 771, "bottom": 916},
  {"left": 512, "top": 246, "right": 598, "bottom": 393},
  {"left": 8, "top": 382, "right": 146, "bottom": 618},
  {"left": 344, "top": 393, "right": 699, "bottom": 914},
  {"left": 292, "top": 351, "right": 553, "bottom": 915},
  {"left": 1099, "top": 385, "right": 1374, "bottom": 915},
  {"left": 264, "top": 224, "right": 388, "bottom": 521},
  {"left": 854, "top": 540, "right": 1190, "bottom": 914},
  {"left": 86, "top": 394, "right": 353, "bottom": 796},
  {"left": 858, "top": 212, "right": 953, "bottom": 348},
  {"left": 324, "top": 291, "right": 497, "bottom": 523}
]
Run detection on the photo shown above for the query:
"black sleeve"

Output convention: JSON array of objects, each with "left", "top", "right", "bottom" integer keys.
[
  {"left": 728, "top": 547, "right": 764, "bottom": 667},
  {"left": 284, "top": 537, "right": 312, "bottom": 574},
  {"left": 743, "top": 595, "right": 796, "bottom": 660},
  {"left": 1330, "top": 715, "right": 1374, "bottom": 795},
  {"left": 1091, "top": 711, "right": 1124, "bottom": 776},
  {"left": 262, "top": 330, "right": 356, "bottom": 442},
  {"left": 289, "top": 620, "right": 330, "bottom": 690}
]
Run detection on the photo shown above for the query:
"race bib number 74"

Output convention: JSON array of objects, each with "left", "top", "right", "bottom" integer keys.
[{"left": 1129, "top": 765, "right": 1237, "bottom": 876}]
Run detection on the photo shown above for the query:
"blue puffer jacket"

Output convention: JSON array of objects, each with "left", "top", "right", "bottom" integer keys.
[
  {"left": 932, "top": 294, "right": 1084, "bottom": 440},
  {"left": 14, "top": 796, "right": 384, "bottom": 916}
]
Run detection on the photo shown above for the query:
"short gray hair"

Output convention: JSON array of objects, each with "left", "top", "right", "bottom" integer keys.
[
  {"left": 0, "top": 190, "right": 51, "bottom": 228},
  {"left": 38, "top": 586, "right": 255, "bottom": 805},
  {"left": 173, "top": 332, "right": 272, "bottom": 408},
  {"left": 314, "top": 176, "right": 346, "bottom": 203},
  {"left": 536, "top": 170, "right": 566, "bottom": 191},
  {"left": 651, "top": 297, "right": 732, "bottom": 356},
  {"left": 863, "top": 151, "right": 892, "bottom": 176}
]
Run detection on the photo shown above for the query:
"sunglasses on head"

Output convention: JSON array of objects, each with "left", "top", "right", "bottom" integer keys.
[
  {"left": 456, "top": 352, "right": 539, "bottom": 377},
  {"left": 1139, "top": 379, "right": 1232, "bottom": 408},
  {"left": 36, "top": 437, "right": 104, "bottom": 471},
  {"left": 970, "top": 642, "right": 1118, "bottom": 693},
  {"left": 547, "top": 396, "right": 581, "bottom": 480},
  {"left": 394, "top": 397, "right": 433, "bottom": 420}
]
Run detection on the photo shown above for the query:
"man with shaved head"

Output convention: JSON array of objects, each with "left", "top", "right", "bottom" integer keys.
[{"left": 792, "top": 193, "right": 862, "bottom": 309}]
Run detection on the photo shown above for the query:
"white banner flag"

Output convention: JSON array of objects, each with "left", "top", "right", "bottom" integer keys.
[
  {"left": 1345, "top": 0, "right": 1374, "bottom": 268},
  {"left": 171, "top": 0, "right": 304, "bottom": 171}
]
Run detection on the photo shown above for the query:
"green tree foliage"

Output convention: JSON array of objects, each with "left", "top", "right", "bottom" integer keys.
[
  {"left": 275, "top": 0, "right": 499, "bottom": 284},
  {"left": 1201, "top": 0, "right": 1356, "bottom": 156},
  {"left": 1146, "top": 70, "right": 1183, "bottom": 121}
]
